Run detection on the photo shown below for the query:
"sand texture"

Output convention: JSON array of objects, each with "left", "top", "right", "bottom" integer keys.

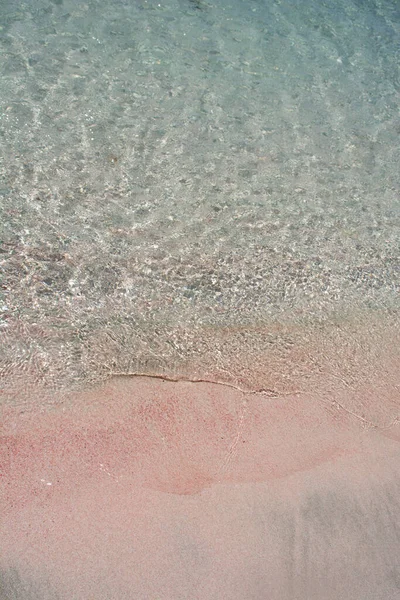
[{"left": 1, "top": 375, "right": 400, "bottom": 599}]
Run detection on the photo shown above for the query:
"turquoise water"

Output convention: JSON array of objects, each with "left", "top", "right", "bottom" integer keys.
[{"left": 0, "top": 0, "right": 399, "bottom": 390}]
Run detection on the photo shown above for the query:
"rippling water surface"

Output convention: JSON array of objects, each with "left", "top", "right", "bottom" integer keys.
[{"left": 0, "top": 0, "right": 399, "bottom": 392}]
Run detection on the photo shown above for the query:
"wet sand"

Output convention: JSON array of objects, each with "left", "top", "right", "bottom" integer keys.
[{"left": 1, "top": 374, "right": 400, "bottom": 599}]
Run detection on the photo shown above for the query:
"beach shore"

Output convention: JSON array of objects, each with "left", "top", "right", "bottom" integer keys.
[{"left": 1, "top": 355, "right": 400, "bottom": 599}]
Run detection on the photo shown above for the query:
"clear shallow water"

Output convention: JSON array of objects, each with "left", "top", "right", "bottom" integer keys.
[{"left": 0, "top": 0, "right": 399, "bottom": 392}]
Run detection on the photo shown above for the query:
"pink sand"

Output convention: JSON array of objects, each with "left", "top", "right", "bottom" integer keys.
[{"left": 1, "top": 376, "right": 400, "bottom": 599}]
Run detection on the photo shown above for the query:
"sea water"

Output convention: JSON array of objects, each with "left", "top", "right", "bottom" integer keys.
[{"left": 0, "top": 0, "right": 399, "bottom": 395}]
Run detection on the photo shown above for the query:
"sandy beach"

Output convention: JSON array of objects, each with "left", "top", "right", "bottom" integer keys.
[{"left": 1, "top": 368, "right": 400, "bottom": 599}]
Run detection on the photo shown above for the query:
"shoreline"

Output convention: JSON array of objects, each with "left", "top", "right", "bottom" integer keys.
[{"left": 1, "top": 312, "right": 400, "bottom": 599}]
